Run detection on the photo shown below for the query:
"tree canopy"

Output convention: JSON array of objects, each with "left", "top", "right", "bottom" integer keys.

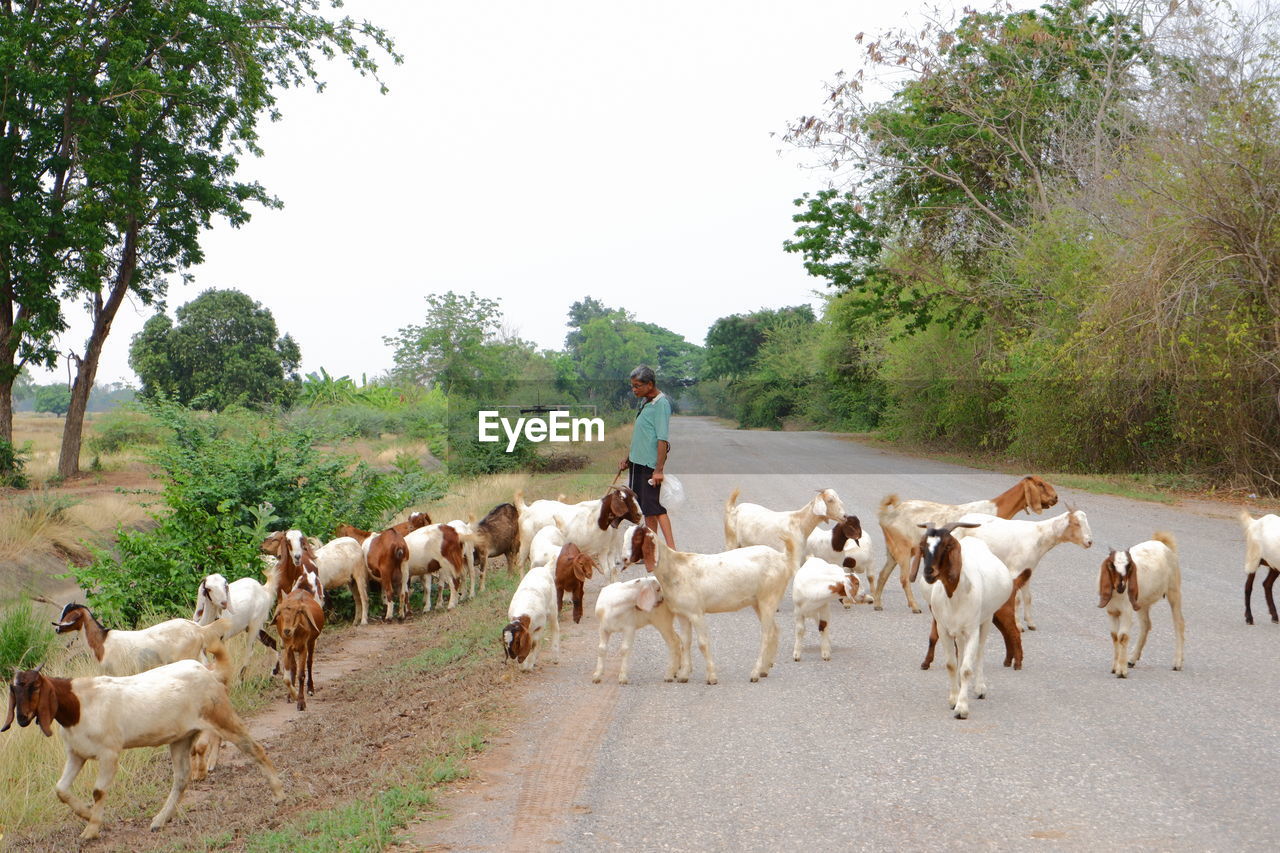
[{"left": 129, "top": 289, "right": 301, "bottom": 410}]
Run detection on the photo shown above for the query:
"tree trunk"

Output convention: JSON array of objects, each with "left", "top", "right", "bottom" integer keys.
[
  {"left": 0, "top": 382, "right": 11, "bottom": 447},
  {"left": 57, "top": 225, "right": 137, "bottom": 480}
]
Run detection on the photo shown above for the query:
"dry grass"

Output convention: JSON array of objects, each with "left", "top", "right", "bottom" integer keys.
[
  {"left": 0, "top": 491, "right": 153, "bottom": 566},
  {"left": 10, "top": 412, "right": 153, "bottom": 483}
]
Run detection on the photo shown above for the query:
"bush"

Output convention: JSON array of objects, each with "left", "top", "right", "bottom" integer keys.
[
  {"left": 0, "top": 437, "right": 31, "bottom": 488},
  {"left": 69, "top": 400, "right": 449, "bottom": 626},
  {"left": 86, "top": 407, "right": 167, "bottom": 454},
  {"left": 0, "top": 601, "right": 58, "bottom": 672}
]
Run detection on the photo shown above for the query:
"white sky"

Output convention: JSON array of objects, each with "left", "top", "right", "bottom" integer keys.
[{"left": 32, "top": 0, "right": 930, "bottom": 386}]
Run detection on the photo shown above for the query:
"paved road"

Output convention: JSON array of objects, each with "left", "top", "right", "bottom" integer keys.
[{"left": 429, "top": 417, "right": 1280, "bottom": 852}]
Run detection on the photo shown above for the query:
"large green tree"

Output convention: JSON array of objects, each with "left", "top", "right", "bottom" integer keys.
[
  {"left": 703, "top": 305, "right": 815, "bottom": 379},
  {"left": 0, "top": 0, "right": 397, "bottom": 477},
  {"left": 385, "top": 291, "right": 534, "bottom": 398},
  {"left": 129, "top": 288, "right": 301, "bottom": 409}
]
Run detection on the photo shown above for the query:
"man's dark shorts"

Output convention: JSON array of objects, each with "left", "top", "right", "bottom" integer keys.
[{"left": 628, "top": 463, "right": 667, "bottom": 516}]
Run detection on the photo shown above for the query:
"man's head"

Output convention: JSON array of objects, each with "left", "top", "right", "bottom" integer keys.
[{"left": 629, "top": 365, "right": 657, "bottom": 399}]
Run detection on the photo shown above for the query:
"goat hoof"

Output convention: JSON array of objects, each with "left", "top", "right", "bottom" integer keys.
[
  {"left": 911, "top": 607, "right": 922, "bottom": 614},
  {"left": 873, "top": 604, "right": 883, "bottom": 611},
  {"left": 920, "top": 661, "right": 931, "bottom": 670},
  {"left": 793, "top": 654, "right": 801, "bottom": 662},
  {"left": 1013, "top": 662, "right": 1022, "bottom": 671},
  {"left": 677, "top": 676, "right": 689, "bottom": 683},
  {"left": 749, "top": 675, "right": 760, "bottom": 682},
  {"left": 1272, "top": 616, "right": 1279, "bottom": 623},
  {"left": 1173, "top": 665, "right": 1182, "bottom": 671},
  {"left": 954, "top": 709, "right": 969, "bottom": 720},
  {"left": 617, "top": 676, "right": 629, "bottom": 685},
  {"left": 591, "top": 676, "right": 602, "bottom": 684},
  {"left": 821, "top": 654, "right": 831, "bottom": 661},
  {"left": 1246, "top": 617, "right": 1254, "bottom": 625}
]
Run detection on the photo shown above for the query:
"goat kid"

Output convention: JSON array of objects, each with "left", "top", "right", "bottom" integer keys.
[
  {"left": 555, "top": 542, "right": 598, "bottom": 624},
  {"left": 592, "top": 577, "right": 684, "bottom": 684},
  {"left": 194, "top": 573, "right": 278, "bottom": 658},
  {"left": 3, "top": 657, "right": 284, "bottom": 841},
  {"left": 1098, "top": 532, "right": 1185, "bottom": 677},
  {"left": 805, "top": 515, "right": 874, "bottom": 604},
  {"left": 791, "top": 557, "right": 861, "bottom": 661},
  {"left": 275, "top": 587, "right": 325, "bottom": 709},
  {"left": 502, "top": 563, "right": 561, "bottom": 672}
]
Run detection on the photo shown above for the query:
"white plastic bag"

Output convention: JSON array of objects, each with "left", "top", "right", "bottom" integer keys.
[{"left": 659, "top": 472, "right": 685, "bottom": 509}]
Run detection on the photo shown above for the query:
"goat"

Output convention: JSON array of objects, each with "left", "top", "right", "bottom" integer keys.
[
  {"left": 555, "top": 542, "right": 597, "bottom": 623},
  {"left": 515, "top": 487, "right": 640, "bottom": 574},
  {"left": 261, "top": 529, "right": 320, "bottom": 606},
  {"left": 472, "top": 501, "right": 522, "bottom": 589},
  {"left": 630, "top": 525, "right": 800, "bottom": 684},
  {"left": 502, "top": 563, "right": 560, "bottom": 672},
  {"left": 805, "top": 515, "right": 874, "bottom": 604},
  {"left": 911, "top": 522, "right": 1033, "bottom": 719},
  {"left": 275, "top": 587, "right": 325, "bottom": 709},
  {"left": 310, "top": 535, "right": 367, "bottom": 617},
  {"left": 1097, "top": 532, "right": 1185, "bottom": 678},
  {"left": 52, "top": 604, "right": 229, "bottom": 677},
  {"left": 2, "top": 653, "right": 284, "bottom": 840},
  {"left": 591, "top": 577, "right": 684, "bottom": 684},
  {"left": 403, "top": 523, "right": 468, "bottom": 612},
  {"left": 364, "top": 525, "right": 411, "bottom": 621},
  {"left": 194, "top": 572, "right": 278, "bottom": 658},
  {"left": 1240, "top": 511, "right": 1280, "bottom": 625},
  {"left": 791, "top": 557, "right": 861, "bottom": 661},
  {"left": 873, "top": 475, "right": 1058, "bottom": 613},
  {"left": 723, "top": 487, "right": 846, "bottom": 552},
  {"left": 446, "top": 516, "right": 480, "bottom": 598},
  {"left": 334, "top": 510, "right": 430, "bottom": 545}
]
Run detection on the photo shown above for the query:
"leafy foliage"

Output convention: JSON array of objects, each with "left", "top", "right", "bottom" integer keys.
[
  {"left": 0, "top": 601, "right": 58, "bottom": 672},
  {"left": 70, "top": 401, "right": 447, "bottom": 626},
  {"left": 0, "top": 437, "right": 31, "bottom": 488},
  {"left": 129, "top": 288, "right": 302, "bottom": 410},
  {"left": 32, "top": 384, "right": 70, "bottom": 415}
]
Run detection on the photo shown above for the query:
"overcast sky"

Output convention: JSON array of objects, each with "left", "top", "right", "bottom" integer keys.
[{"left": 32, "top": 0, "right": 932, "bottom": 387}]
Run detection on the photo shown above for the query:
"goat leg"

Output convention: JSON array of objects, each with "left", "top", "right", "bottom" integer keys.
[
  {"left": 921, "top": 618, "right": 939, "bottom": 670},
  {"left": 1264, "top": 566, "right": 1279, "bottom": 623},
  {"left": 992, "top": 595, "right": 1023, "bottom": 670}
]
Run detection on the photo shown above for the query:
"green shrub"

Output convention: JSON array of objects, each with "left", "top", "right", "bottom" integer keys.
[
  {"left": 69, "top": 400, "right": 449, "bottom": 627},
  {"left": 86, "top": 407, "right": 167, "bottom": 454},
  {"left": 0, "top": 437, "right": 31, "bottom": 488},
  {"left": 0, "top": 601, "right": 58, "bottom": 672}
]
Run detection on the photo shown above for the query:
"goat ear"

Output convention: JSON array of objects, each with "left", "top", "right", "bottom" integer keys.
[
  {"left": 1023, "top": 478, "right": 1042, "bottom": 514},
  {"left": 1126, "top": 552, "right": 1141, "bottom": 610},
  {"left": 1098, "top": 557, "right": 1114, "bottom": 608},
  {"left": 35, "top": 677, "right": 56, "bottom": 737},
  {"left": 575, "top": 559, "right": 592, "bottom": 582},
  {"left": 909, "top": 549, "right": 922, "bottom": 583},
  {"left": 636, "top": 583, "right": 659, "bottom": 612},
  {"left": 642, "top": 532, "right": 656, "bottom": 573},
  {"left": 1, "top": 683, "right": 16, "bottom": 733},
  {"left": 194, "top": 583, "right": 206, "bottom": 621}
]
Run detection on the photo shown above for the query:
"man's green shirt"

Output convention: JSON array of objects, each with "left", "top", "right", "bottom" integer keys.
[{"left": 629, "top": 392, "right": 671, "bottom": 468}]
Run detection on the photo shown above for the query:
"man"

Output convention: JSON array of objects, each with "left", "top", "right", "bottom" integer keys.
[{"left": 618, "top": 365, "right": 675, "bottom": 547}]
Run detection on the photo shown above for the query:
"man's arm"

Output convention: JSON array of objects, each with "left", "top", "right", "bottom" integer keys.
[{"left": 653, "top": 440, "right": 669, "bottom": 484}]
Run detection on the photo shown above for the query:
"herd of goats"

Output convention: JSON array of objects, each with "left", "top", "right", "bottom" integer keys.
[{"left": 4, "top": 474, "right": 1279, "bottom": 840}]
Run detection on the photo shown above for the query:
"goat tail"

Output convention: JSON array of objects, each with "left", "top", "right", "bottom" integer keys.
[
  {"left": 514, "top": 490, "right": 527, "bottom": 513},
  {"left": 879, "top": 493, "right": 900, "bottom": 516},
  {"left": 723, "top": 488, "right": 741, "bottom": 549},
  {"left": 1152, "top": 531, "right": 1178, "bottom": 553},
  {"left": 201, "top": 616, "right": 231, "bottom": 646},
  {"left": 1239, "top": 510, "right": 1256, "bottom": 532},
  {"left": 1012, "top": 568, "right": 1033, "bottom": 593},
  {"left": 783, "top": 535, "right": 800, "bottom": 577},
  {"left": 204, "top": 635, "right": 234, "bottom": 687}
]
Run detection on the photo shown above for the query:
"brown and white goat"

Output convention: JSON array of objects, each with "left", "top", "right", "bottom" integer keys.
[
  {"left": 805, "top": 514, "right": 874, "bottom": 604},
  {"left": 555, "top": 542, "right": 598, "bottom": 624},
  {"left": 515, "top": 487, "right": 641, "bottom": 574},
  {"left": 874, "top": 475, "right": 1058, "bottom": 612},
  {"left": 365, "top": 525, "right": 411, "bottom": 621},
  {"left": 2, "top": 654, "right": 283, "bottom": 840},
  {"left": 1240, "top": 511, "right": 1280, "bottom": 625},
  {"left": 404, "top": 523, "right": 469, "bottom": 612},
  {"left": 261, "top": 529, "right": 320, "bottom": 605},
  {"left": 53, "top": 603, "right": 230, "bottom": 677},
  {"left": 275, "top": 587, "right": 325, "bottom": 710},
  {"left": 1097, "top": 532, "right": 1185, "bottom": 678}
]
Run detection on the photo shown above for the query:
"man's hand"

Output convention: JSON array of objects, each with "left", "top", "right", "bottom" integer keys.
[
  {"left": 652, "top": 468, "right": 664, "bottom": 485},
  {"left": 618, "top": 458, "right": 630, "bottom": 473}
]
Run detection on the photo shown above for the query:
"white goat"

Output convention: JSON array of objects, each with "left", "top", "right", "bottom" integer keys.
[
  {"left": 873, "top": 476, "right": 1058, "bottom": 612},
  {"left": 723, "top": 487, "right": 846, "bottom": 552},
  {"left": 311, "top": 535, "right": 367, "bottom": 614},
  {"left": 515, "top": 487, "right": 640, "bottom": 573},
  {"left": 912, "top": 522, "right": 1032, "bottom": 719},
  {"left": 2, "top": 653, "right": 284, "bottom": 841},
  {"left": 194, "top": 572, "right": 278, "bottom": 652},
  {"left": 592, "top": 577, "right": 685, "bottom": 684},
  {"left": 501, "top": 563, "right": 560, "bottom": 672},
  {"left": 52, "top": 603, "right": 229, "bottom": 677},
  {"left": 953, "top": 507, "right": 1093, "bottom": 630},
  {"left": 630, "top": 526, "right": 800, "bottom": 684},
  {"left": 791, "top": 557, "right": 861, "bottom": 661},
  {"left": 1240, "top": 511, "right": 1280, "bottom": 625},
  {"left": 805, "top": 515, "right": 875, "bottom": 604},
  {"left": 1097, "top": 532, "right": 1185, "bottom": 678},
  {"left": 528, "top": 521, "right": 567, "bottom": 570}
]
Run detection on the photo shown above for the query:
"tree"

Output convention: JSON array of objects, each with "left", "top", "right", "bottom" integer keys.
[
  {"left": 0, "top": 1, "right": 398, "bottom": 478},
  {"left": 129, "top": 289, "right": 301, "bottom": 410},
  {"left": 703, "top": 306, "right": 815, "bottom": 379},
  {"left": 385, "top": 291, "right": 532, "bottom": 398},
  {"left": 33, "top": 384, "right": 70, "bottom": 416}
]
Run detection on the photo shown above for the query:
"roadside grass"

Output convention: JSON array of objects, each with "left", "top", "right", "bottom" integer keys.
[{"left": 10, "top": 412, "right": 153, "bottom": 484}]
